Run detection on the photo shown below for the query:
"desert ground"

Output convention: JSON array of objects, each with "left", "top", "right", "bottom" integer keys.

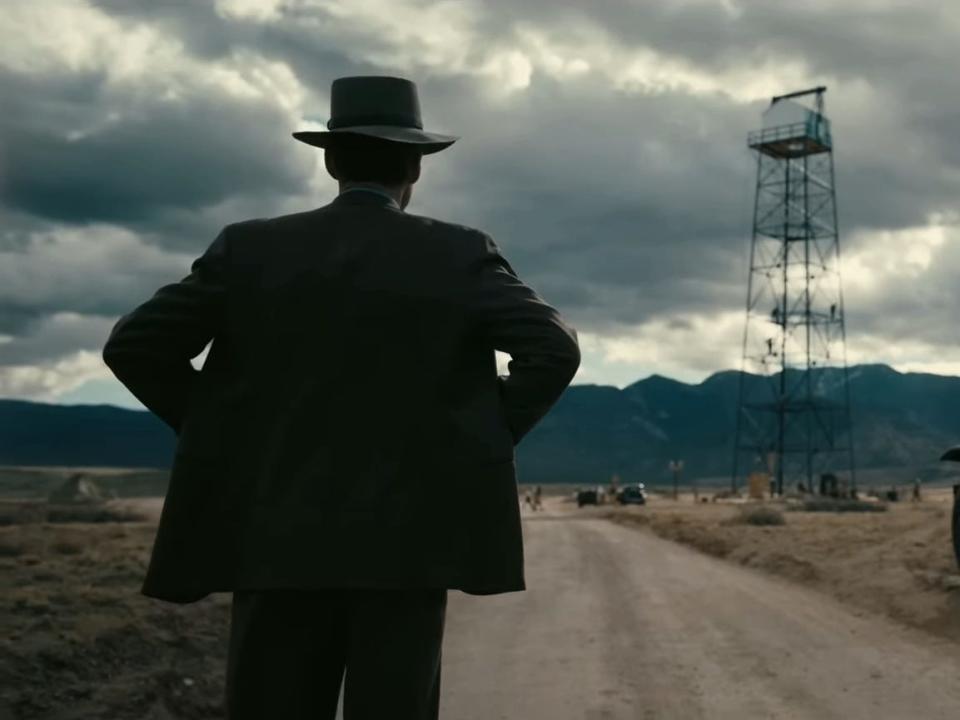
[
  {"left": 443, "top": 499, "right": 960, "bottom": 719},
  {"left": 604, "top": 487, "right": 960, "bottom": 643},
  {"left": 1, "top": 475, "right": 959, "bottom": 718}
]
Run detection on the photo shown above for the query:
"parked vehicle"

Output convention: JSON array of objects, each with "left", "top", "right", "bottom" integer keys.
[
  {"left": 617, "top": 483, "right": 647, "bottom": 506},
  {"left": 576, "top": 488, "right": 599, "bottom": 507}
]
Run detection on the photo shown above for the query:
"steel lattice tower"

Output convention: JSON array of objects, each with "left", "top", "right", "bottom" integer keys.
[{"left": 732, "top": 87, "right": 856, "bottom": 496}]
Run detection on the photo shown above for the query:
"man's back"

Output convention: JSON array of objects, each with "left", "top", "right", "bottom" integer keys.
[
  {"left": 198, "top": 192, "right": 515, "bottom": 495},
  {"left": 104, "top": 189, "right": 580, "bottom": 602}
]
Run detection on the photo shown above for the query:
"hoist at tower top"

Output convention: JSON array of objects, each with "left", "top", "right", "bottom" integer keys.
[{"left": 748, "top": 86, "right": 832, "bottom": 159}]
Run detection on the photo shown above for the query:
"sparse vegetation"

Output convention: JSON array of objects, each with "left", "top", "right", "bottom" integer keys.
[
  {"left": 734, "top": 506, "right": 786, "bottom": 526},
  {"left": 0, "top": 501, "right": 235, "bottom": 719},
  {"left": 0, "top": 539, "right": 25, "bottom": 557},
  {"left": 0, "top": 502, "right": 45, "bottom": 525},
  {"left": 793, "top": 498, "right": 888, "bottom": 513},
  {"left": 46, "top": 505, "right": 147, "bottom": 524},
  {"left": 610, "top": 487, "right": 958, "bottom": 644},
  {"left": 50, "top": 540, "right": 84, "bottom": 555},
  {"left": 0, "top": 467, "right": 171, "bottom": 500},
  {"left": 0, "top": 501, "right": 147, "bottom": 525}
]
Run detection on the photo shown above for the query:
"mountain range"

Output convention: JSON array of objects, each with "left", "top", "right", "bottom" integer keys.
[{"left": 3, "top": 364, "right": 959, "bottom": 486}]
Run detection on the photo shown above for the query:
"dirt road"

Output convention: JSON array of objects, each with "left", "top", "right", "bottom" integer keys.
[{"left": 437, "top": 506, "right": 960, "bottom": 720}]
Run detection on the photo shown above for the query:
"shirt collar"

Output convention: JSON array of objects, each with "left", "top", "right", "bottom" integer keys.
[{"left": 337, "top": 186, "right": 401, "bottom": 210}]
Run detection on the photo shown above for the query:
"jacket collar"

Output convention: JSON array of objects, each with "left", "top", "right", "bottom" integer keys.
[{"left": 331, "top": 187, "right": 402, "bottom": 210}]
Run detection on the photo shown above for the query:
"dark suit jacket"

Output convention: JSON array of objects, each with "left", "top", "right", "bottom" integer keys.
[{"left": 103, "top": 190, "right": 580, "bottom": 603}]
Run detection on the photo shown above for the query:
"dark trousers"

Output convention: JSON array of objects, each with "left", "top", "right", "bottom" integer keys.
[{"left": 226, "top": 587, "right": 447, "bottom": 719}]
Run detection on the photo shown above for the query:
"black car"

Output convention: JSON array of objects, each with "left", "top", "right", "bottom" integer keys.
[
  {"left": 617, "top": 484, "right": 647, "bottom": 505},
  {"left": 576, "top": 489, "right": 599, "bottom": 507}
]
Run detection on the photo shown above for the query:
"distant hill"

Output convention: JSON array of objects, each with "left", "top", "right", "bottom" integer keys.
[
  {"left": 0, "top": 400, "right": 175, "bottom": 468},
  {"left": 519, "top": 364, "right": 960, "bottom": 484},
  {"left": 2, "top": 364, "right": 960, "bottom": 485}
]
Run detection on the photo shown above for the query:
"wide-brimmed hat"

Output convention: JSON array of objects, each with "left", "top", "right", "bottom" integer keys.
[{"left": 292, "top": 76, "right": 457, "bottom": 155}]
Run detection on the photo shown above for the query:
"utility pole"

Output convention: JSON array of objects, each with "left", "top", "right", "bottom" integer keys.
[{"left": 669, "top": 460, "right": 684, "bottom": 500}]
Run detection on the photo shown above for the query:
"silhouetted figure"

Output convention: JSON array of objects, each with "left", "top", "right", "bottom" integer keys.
[
  {"left": 102, "top": 76, "right": 580, "bottom": 720},
  {"left": 533, "top": 484, "right": 543, "bottom": 511}
]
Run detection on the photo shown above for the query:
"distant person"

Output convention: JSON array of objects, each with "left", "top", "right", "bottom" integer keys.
[
  {"left": 913, "top": 478, "right": 922, "bottom": 502},
  {"left": 533, "top": 485, "right": 542, "bottom": 511},
  {"left": 102, "top": 76, "right": 580, "bottom": 719}
]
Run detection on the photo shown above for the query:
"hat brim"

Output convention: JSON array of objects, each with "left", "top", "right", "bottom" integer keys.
[{"left": 292, "top": 126, "right": 458, "bottom": 155}]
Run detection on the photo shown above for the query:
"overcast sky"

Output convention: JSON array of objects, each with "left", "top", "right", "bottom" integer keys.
[{"left": 2, "top": 0, "right": 960, "bottom": 408}]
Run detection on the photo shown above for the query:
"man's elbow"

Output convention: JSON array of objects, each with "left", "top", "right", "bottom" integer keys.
[
  {"left": 554, "top": 326, "right": 581, "bottom": 385},
  {"left": 102, "top": 325, "right": 123, "bottom": 368},
  {"left": 102, "top": 343, "right": 129, "bottom": 385},
  {"left": 540, "top": 331, "right": 580, "bottom": 394},
  {"left": 568, "top": 338, "right": 581, "bottom": 377},
  {"left": 102, "top": 321, "right": 133, "bottom": 380},
  {"left": 102, "top": 336, "right": 117, "bottom": 370}
]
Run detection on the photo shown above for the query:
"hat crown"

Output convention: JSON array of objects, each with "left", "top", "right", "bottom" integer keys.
[{"left": 327, "top": 76, "right": 424, "bottom": 131}]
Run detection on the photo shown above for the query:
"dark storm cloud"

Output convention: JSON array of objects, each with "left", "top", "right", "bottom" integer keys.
[
  {"left": 88, "top": 0, "right": 411, "bottom": 99},
  {"left": 463, "top": 0, "right": 960, "bottom": 235},
  {"left": 0, "top": 213, "right": 193, "bottom": 335},
  {"left": 0, "top": 66, "right": 312, "bottom": 225},
  {"left": 406, "top": 76, "right": 759, "bottom": 327},
  {"left": 0, "top": 314, "right": 114, "bottom": 367},
  {"left": 426, "top": 2, "right": 947, "bottom": 244},
  {"left": 65, "top": 0, "right": 960, "bottom": 240},
  {"left": 475, "top": 0, "right": 942, "bottom": 85}
]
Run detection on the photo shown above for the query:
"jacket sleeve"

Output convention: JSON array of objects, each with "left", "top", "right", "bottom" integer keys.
[
  {"left": 467, "top": 232, "right": 581, "bottom": 444},
  {"left": 102, "top": 229, "right": 229, "bottom": 432}
]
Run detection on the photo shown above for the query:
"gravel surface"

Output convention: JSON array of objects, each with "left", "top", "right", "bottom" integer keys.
[{"left": 439, "top": 506, "right": 960, "bottom": 719}]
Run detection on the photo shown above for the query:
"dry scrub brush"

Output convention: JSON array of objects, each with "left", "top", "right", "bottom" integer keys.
[
  {"left": 792, "top": 498, "right": 888, "bottom": 513},
  {"left": 731, "top": 506, "right": 787, "bottom": 526}
]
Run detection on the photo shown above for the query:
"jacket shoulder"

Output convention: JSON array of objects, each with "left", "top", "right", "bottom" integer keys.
[
  {"left": 399, "top": 212, "right": 493, "bottom": 253},
  {"left": 219, "top": 209, "right": 321, "bottom": 237},
  {"left": 401, "top": 211, "right": 485, "bottom": 238},
  {"left": 217, "top": 209, "right": 495, "bottom": 260}
]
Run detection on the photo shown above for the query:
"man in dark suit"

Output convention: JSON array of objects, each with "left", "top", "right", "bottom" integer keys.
[{"left": 103, "top": 76, "right": 580, "bottom": 719}]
